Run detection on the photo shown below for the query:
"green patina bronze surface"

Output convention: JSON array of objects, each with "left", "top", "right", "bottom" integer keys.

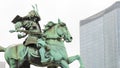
[{"left": 0, "top": 5, "right": 84, "bottom": 68}]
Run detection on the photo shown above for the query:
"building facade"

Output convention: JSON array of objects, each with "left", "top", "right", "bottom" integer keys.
[{"left": 80, "top": 2, "right": 120, "bottom": 68}]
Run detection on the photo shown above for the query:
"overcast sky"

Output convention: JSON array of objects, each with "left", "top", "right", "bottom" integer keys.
[{"left": 0, "top": 0, "right": 119, "bottom": 68}]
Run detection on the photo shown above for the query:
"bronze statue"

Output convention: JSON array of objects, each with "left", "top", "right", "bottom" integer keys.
[{"left": 0, "top": 5, "right": 84, "bottom": 68}]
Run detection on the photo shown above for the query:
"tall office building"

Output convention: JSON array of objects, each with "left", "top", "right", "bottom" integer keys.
[{"left": 80, "top": 2, "right": 120, "bottom": 68}]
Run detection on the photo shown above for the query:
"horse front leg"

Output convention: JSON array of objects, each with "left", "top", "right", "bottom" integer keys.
[
  {"left": 60, "top": 60, "right": 69, "bottom": 68},
  {"left": 67, "top": 55, "right": 84, "bottom": 68}
]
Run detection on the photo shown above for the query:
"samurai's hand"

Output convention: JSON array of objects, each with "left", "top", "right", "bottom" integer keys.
[
  {"left": 9, "top": 30, "right": 17, "bottom": 33},
  {"left": 17, "top": 33, "right": 27, "bottom": 39}
]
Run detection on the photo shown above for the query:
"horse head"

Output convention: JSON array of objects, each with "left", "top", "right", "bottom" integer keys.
[
  {"left": 57, "top": 21, "right": 72, "bottom": 42},
  {"left": 43, "top": 20, "right": 72, "bottom": 42}
]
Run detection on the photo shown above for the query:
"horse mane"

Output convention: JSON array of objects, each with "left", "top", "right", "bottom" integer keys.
[
  {"left": 43, "top": 23, "right": 57, "bottom": 33},
  {"left": 43, "top": 20, "right": 66, "bottom": 33}
]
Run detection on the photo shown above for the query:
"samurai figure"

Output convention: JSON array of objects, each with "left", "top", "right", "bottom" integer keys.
[{"left": 10, "top": 5, "right": 50, "bottom": 63}]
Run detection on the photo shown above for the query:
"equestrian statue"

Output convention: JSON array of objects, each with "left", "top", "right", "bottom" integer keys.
[{"left": 0, "top": 5, "right": 84, "bottom": 68}]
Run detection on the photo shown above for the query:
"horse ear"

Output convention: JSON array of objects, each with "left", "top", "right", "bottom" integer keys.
[
  {"left": 58, "top": 19, "right": 66, "bottom": 26},
  {"left": 58, "top": 19, "right": 62, "bottom": 25},
  {"left": 58, "top": 19, "right": 61, "bottom": 24}
]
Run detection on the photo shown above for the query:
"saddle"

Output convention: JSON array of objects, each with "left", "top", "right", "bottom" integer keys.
[{"left": 26, "top": 45, "right": 50, "bottom": 58}]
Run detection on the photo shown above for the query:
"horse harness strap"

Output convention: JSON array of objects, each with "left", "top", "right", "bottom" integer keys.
[{"left": 46, "top": 38, "right": 62, "bottom": 41}]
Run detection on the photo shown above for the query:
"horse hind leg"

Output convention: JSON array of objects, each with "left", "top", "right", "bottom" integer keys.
[
  {"left": 67, "top": 55, "right": 84, "bottom": 68},
  {"left": 9, "top": 59, "right": 30, "bottom": 68},
  {"left": 9, "top": 59, "right": 18, "bottom": 68}
]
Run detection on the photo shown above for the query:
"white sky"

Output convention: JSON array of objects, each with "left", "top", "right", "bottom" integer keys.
[{"left": 0, "top": 0, "right": 119, "bottom": 68}]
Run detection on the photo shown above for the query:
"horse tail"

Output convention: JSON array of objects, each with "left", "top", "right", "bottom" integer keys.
[{"left": 0, "top": 46, "right": 6, "bottom": 52}]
